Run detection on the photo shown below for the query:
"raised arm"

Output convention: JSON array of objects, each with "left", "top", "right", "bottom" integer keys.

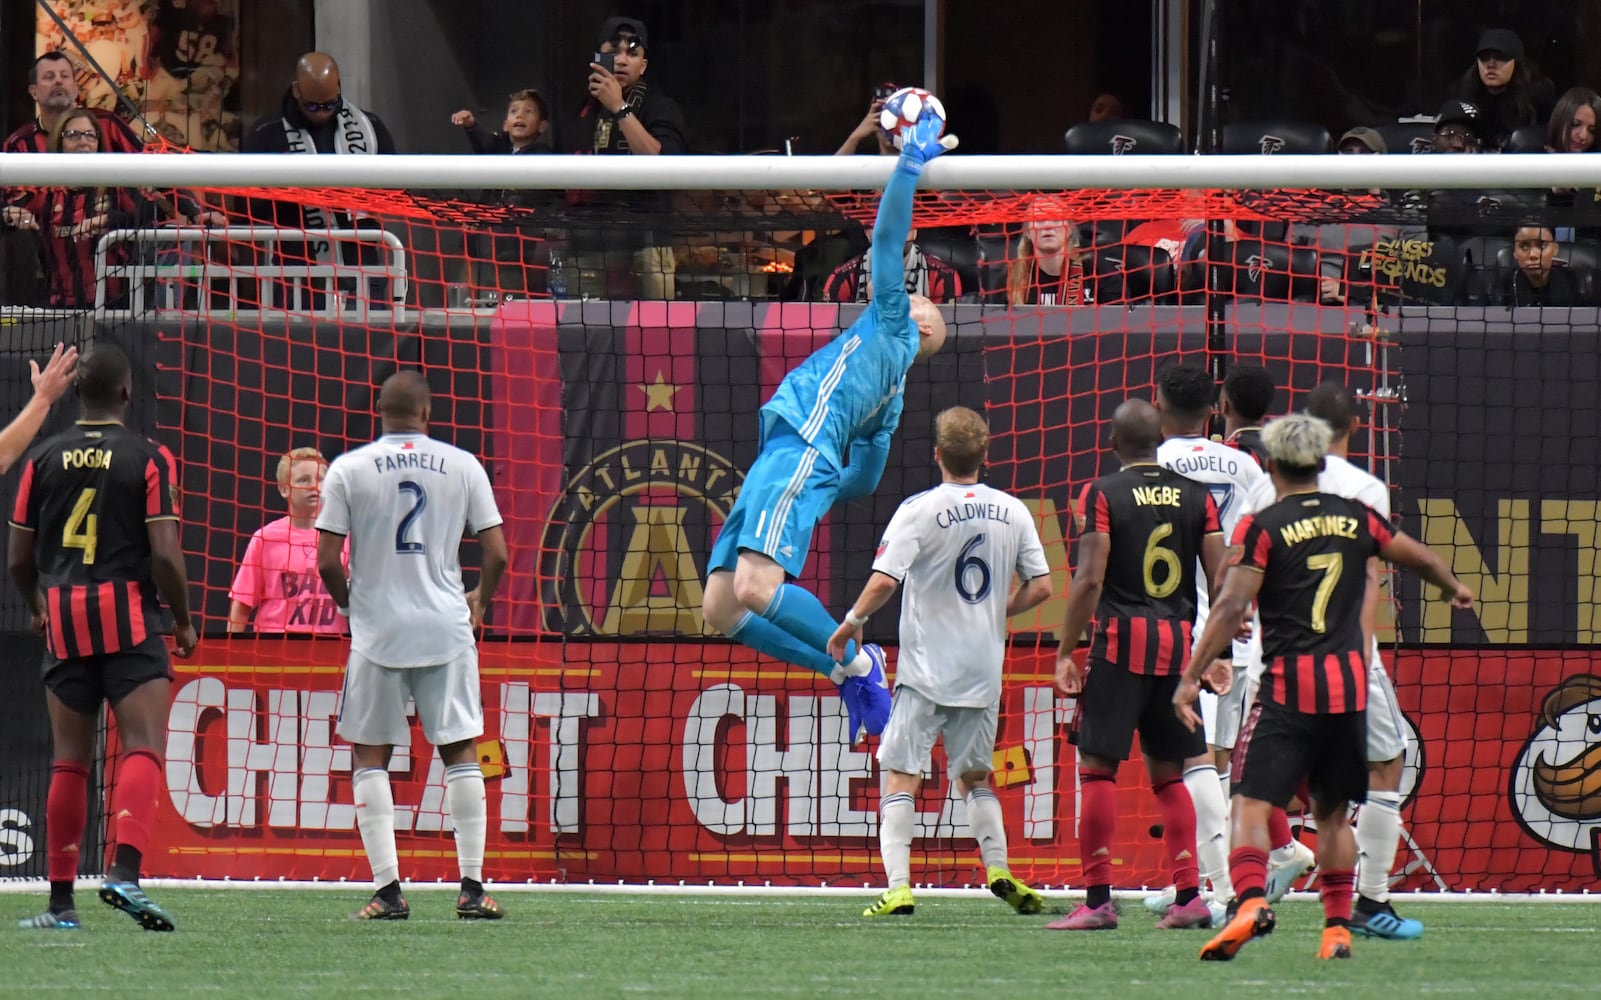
[
  {"left": 870, "top": 111, "right": 959, "bottom": 321},
  {"left": 1380, "top": 530, "right": 1474, "bottom": 609},
  {"left": 0, "top": 345, "right": 77, "bottom": 475}
]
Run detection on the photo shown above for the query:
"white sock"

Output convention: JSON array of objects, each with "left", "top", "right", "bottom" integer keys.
[
  {"left": 829, "top": 650, "right": 873, "bottom": 684},
  {"left": 965, "top": 786, "right": 1009, "bottom": 871},
  {"left": 1217, "top": 768, "right": 1231, "bottom": 802},
  {"left": 1270, "top": 841, "right": 1303, "bottom": 866},
  {"left": 1184, "top": 764, "right": 1232, "bottom": 899},
  {"left": 445, "top": 762, "right": 488, "bottom": 883},
  {"left": 1356, "top": 790, "right": 1404, "bottom": 903},
  {"left": 879, "top": 792, "right": 915, "bottom": 890},
  {"left": 353, "top": 767, "right": 400, "bottom": 890}
]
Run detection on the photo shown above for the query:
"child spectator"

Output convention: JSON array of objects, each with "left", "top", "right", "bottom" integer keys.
[
  {"left": 450, "top": 89, "right": 555, "bottom": 299},
  {"left": 452, "top": 89, "right": 554, "bottom": 156},
  {"left": 228, "top": 447, "right": 346, "bottom": 634}
]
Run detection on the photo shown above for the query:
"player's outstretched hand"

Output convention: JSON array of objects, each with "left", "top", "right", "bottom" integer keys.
[
  {"left": 1201, "top": 658, "right": 1233, "bottom": 696},
  {"left": 1448, "top": 581, "right": 1475, "bottom": 609},
  {"left": 30, "top": 343, "right": 78, "bottom": 404},
  {"left": 1172, "top": 676, "right": 1203, "bottom": 732},
  {"left": 1053, "top": 650, "right": 1084, "bottom": 697},
  {"left": 898, "top": 117, "right": 959, "bottom": 169},
  {"left": 172, "top": 622, "right": 198, "bottom": 658},
  {"left": 826, "top": 620, "right": 861, "bottom": 663}
]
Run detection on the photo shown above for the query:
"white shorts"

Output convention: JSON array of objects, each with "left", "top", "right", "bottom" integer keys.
[
  {"left": 336, "top": 645, "right": 483, "bottom": 747},
  {"left": 1366, "top": 651, "right": 1408, "bottom": 762},
  {"left": 1201, "top": 677, "right": 1250, "bottom": 751},
  {"left": 876, "top": 684, "right": 998, "bottom": 778}
]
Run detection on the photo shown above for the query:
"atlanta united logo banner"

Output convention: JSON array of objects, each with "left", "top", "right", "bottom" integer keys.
[{"left": 141, "top": 642, "right": 1601, "bottom": 889}]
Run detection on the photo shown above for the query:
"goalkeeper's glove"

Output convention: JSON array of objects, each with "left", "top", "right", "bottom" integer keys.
[{"left": 897, "top": 116, "right": 960, "bottom": 170}]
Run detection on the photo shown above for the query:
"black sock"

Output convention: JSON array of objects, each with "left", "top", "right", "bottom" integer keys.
[
  {"left": 1238, "top": 886, "right": 1266, "bottom": 903},
  {"left": 1325, "top": 916, "right": 1350, "bottom": 929},
  {"left": 108, "top": 844, "right": 143, "bottom": 884},
  {"left": 461, "top": 877, "right": 483, "bottom": 896},
  {"left": 1355, "top": 895, "right": 1384, "bottom": 914},
  {"left": 1086, "top": 884, "right": 1112, "bottom": 909},
  {"left": 376, "top": 880, "right": 404, "bottom": 906},
  {"left": 1174, "top": 887, "right": 1200, "bottom": 907},
  {"left": 48, "top": 880, "right": 75, "bottom": 914}
]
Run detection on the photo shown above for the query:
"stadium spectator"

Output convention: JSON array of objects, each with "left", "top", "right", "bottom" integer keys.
[
  {"left": 822, "top": 229, "right": 964, "bottom": 303},
  {"left": 836, "top": 83, "right": 898, "bottom": 156},
  {"left": 228, "top": 447, "right": 346, "bottom": 635},
  {"left": 1, "top": 110, "right": 170, "bottom": 309},
  {"left": 1499, "top": 224, "right": 1585, "bottom": 307},
  {"left": 1544, "top": 86, "right": 1601, "bottom": 152},
  {"left": 243, "top": 52, "right": 395, "bottom": 307},
  {"left": 1005, "top": 214, "right": 1084, "bottom": 305},
  {"left": 2, "top": 52, "right": 143, "bottom": 155},
  {"left": 1432, "top": 98, "right": 1490, "bottom": 153},
  {"left": 1452, "top": 29, "right": 1555, "bottom": 152},
  {"left": 1302, "top": 128, "right": 1399, "bottom": 306},
  {"left": 562, "top": 16, "right": 686, "bottom": 300},
  {"left": 1088, "top": 93, "right": 1124, "bottom": 123},
  {"left": 451, "top": 89, "right": 556, "bottom": 298}
]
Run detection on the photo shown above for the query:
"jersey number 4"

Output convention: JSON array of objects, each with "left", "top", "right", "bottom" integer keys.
[
  {"left": 63, "top": 487, "right": 99, "bottom": 565},
  {"left": 396, "top": 481, "right": 427, "bottom": 554}
]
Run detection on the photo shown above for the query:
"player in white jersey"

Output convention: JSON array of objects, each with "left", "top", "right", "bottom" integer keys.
[
  {"left": 1300, "top": 383, "right": 1424, "bottom": 940},
  {"left": 1148, "top": 364, "right": 1267, "bottom": 919},
  {"left": 826, "top": 407, "right": 1053, "bottom": 918},
  {"left": 316, "top": 372, "right": 510, "bottom": 922}
]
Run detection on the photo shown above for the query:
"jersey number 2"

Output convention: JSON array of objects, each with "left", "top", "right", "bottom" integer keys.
[
  {"left": 396, "top": 481, "right": 427, "bottom": 554},
  {"left": 62, "top": 487, "right": 98, "bottom": 565}
]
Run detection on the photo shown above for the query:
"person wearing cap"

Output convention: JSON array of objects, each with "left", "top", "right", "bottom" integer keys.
[
  {"left": 561, "top": 16, "right": 687, "bottom": 300},
  {"left": 1336, "top": 127, "right": 1387, "bottom": 155},
  {"left": 1452, "top": 28, "right": 1555, "bottom": 151},
  {"left": 1298, "top": 129, "right": 1400, "bottom": 306},
  {"left": 1433, "top": 99, "right": 1490, "bottom": 153}
]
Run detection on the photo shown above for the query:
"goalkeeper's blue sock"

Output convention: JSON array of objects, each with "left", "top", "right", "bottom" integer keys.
[
  {"left": 728, "top": 610, "right": 837, "bottom": 679},
  {"left": 761, "top": 583, "right": 859, "bottom": 664}
]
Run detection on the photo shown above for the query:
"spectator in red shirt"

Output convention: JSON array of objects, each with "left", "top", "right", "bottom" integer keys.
[{"left": 2, "top": 52, "right": 143, "bottom": 155}]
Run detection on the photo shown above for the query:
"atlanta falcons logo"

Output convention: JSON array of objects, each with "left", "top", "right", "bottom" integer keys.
[
  {"left": 1258, "top": 135, "right": 1286, "bottom": 154},
  {"left": 1110, "top": 134, "right": 1138, "bottom": 154},
  {"left": 1409, "top": 137, "right": 1433, "bottom": 153},
  {"left": 1246, "top": 255, "right": 1270, "bottom": 283}
]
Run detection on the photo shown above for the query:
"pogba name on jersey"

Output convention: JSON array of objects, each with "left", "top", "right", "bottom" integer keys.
[
  {"left": 1279, "top": 513, "right": 1361, "bottom": 545},
  {"left": 934, "top": 500, "right": 1013, "bottom": 529},
  {"left": 61, "top": 446, "right": 113, "bottom": 470},
  {"left": 1164, "top": 452, "right": 1240, "bottom": 477},
  {"left": 371, "top": 450, "right": 451, "bottom": 476}
]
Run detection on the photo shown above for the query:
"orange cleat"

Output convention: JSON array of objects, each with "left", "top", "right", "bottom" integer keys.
[
  {"left": 1199, "top": 897, "right": 1276, "bottom": 961},
  {"left": 1318, "top": 926, "right": 1353, "bottom": 960}
]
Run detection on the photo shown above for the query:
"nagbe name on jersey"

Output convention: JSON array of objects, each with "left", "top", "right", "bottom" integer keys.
[
  {"left": 1164, "top": 453, "right": 1241, "bottom": 477},
  {"left": 61, "top": 447, "right": 113, "bottom": 470},
  {"left": 1279, "top": 513, "right": 1361, "bottom": 546},
  {"left": 934, "top": 500, "right": 1013, "bottom": 529},
  {"left": 372, "top": 450, "right": 450, "bottom": 476},
  {"left": 1131, "top": 485, "right": 1184, "bottom": 507}
]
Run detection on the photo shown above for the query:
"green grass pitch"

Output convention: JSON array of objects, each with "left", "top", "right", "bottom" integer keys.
[{"left": 2, "top": 889, "right": 1596, "bottom": 997}]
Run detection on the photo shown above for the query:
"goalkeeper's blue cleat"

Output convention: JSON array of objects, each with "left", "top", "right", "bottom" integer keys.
[
  {"left": 1350, "top": 900, "right": 1423, "bottom": 940},
  {"left": 99, "top": 881, "right": 175, "bottom": 932},
  {"left": 18, "top": 909, "right": 78, "bottom": 930},
  {"left": 863, "top": 885, "right": 915, "bottom": 917},
  {"left": 987, "top": 867, "right": 1045, "bottom": 915},
  {"left": 839, "top": 643, "right": 892, "bottom": 741}
]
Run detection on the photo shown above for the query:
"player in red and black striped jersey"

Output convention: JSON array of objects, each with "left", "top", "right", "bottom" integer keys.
[
  {"left": 1046, "top": 399, "right": 1230, "bottom": 932},
  {"left": 7, "top": 343, "right": 196, "bottom": 933},
  {"left": 1177, "top": 414, "right": 1471, "bottom": 963},
  {"left": 1220, "top": 364, "right": 1276, "bottom": 469}
]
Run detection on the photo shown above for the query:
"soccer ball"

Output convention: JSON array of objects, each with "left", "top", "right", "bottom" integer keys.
[{"left": 878, "top": 87, "right": 946, "bottom": 150}]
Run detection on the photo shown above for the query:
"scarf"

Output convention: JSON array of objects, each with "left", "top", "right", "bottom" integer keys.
[
  {"left": 593, "top": 80, "right": 648, "bottom": 154},
  {"left": 281, "top": 103, "right": 379, "bottom": 260},
  {"left": 856, "top": 242, "right": 931, "bottom": 303}
]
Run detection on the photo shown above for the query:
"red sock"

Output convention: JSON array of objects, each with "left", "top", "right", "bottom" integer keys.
[
  {"left": 1268, "top": 807, "right": 1294, "bottom": 851},
  {"left": 1153, "top": 777, "right": 1199, "bottom": 892},
  {"left": 47, "top": 762, "right": 88, "bottom": 883},
  {"left": 1320, "top": 867, "right": 1355, "bottom": 927},
  {"left": 1078, "top": 769, "right": 1118, "bottom": 889},
  {"left": 1230, "top": 846, "right": 1269, "bottom": 898},
  {"left": 110, "top": 748, "right": 163, "bottom": 858}
]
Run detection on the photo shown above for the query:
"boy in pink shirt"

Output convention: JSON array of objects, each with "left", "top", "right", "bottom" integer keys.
[{"left": 229, "top": 447, "right": 345, "bottom": 634}]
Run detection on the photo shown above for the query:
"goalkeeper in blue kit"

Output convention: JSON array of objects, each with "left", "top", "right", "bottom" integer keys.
[{"left": 703, "top": 111, "right": 957, "bottom": 743}]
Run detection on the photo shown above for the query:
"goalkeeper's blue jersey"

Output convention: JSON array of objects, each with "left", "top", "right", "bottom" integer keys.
[{"left": 758, "top": 162, "right": 922, "bottom": 467}]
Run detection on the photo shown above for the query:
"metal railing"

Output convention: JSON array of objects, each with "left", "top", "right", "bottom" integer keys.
[{"left": 93, "top": 226, "right": 409, "bottom": 316}]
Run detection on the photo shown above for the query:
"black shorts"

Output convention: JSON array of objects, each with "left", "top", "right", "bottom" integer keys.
[
  {"left": 1070, "top": 661, "right": 1206, "bottom": 763},
  {"left": 1232, "top": 700, "right": 1368, "bottom": 810},
  {"left": 43, "top": 635, "right": 173, "bottom": 715}
]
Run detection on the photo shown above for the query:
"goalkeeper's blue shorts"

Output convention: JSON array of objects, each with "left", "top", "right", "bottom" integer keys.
[{"left": 708, "top": 424, "right": 840, "bottom": 580}]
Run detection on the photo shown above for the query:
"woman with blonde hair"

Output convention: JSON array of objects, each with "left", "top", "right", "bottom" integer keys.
[{"left": 1005, "top": 207, "right": 1083, "bottom": 306}]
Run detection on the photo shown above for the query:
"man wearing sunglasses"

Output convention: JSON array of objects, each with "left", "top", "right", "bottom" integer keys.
[{"left": 562, "top": 16, "right": 687, "bottom": 299}]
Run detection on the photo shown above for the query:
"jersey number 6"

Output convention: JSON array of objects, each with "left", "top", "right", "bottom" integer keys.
[
  {"left": 396, "top": 480, "right": 427, "bottom": 554},
  {"left": 954, "top": 534, "right": 991, "bottom": 604},
  {"left": 1143, "top": 523, "right": 1181, "bottom": 599}
]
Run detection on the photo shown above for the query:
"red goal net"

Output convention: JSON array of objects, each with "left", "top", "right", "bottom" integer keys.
[{"left": 2, "top": 168, "right": 1596, "bottom": 895}]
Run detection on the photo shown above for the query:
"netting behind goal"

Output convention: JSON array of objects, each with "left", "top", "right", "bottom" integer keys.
[{"left": 3, "top": 159, "right": 1600, "bottom": 893}]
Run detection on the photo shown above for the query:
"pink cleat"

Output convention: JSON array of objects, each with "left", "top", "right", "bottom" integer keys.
[
  {"left": 1155, "top": 895, "right": 1215, "bottom": 929},
  {"left": 1046, "top": 901, "right": 1118, "bottom": 931}
]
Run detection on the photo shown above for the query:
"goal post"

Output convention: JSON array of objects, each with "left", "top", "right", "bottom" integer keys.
[{"left": 0, "top": 150, "right": 1597, "bottom": 893}]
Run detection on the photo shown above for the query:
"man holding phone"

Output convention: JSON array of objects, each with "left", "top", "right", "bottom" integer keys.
[{"left": 837, "top": 82, "right": 900, "bottom": 156}]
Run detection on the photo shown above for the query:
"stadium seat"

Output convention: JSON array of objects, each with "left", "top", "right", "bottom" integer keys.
[
  {"left": 1222, "top": 239, "right": 1321, "bottom": 301},
  {"left": 916, "top": 226, "right": 982, "bottom": 303},
  {"left": 1221, "top": 120, "right": 1332, "bottom": 155},
  {"left": 1374, "top": 122, "right": 1437, "bottom": 155},
  {"left": 1085, "top": 243, "right": 1171, "bottom": 304},
  {"left": 1063, "top": 120, "right": 1184, "bottom": 155},
  {"left": 1502, "top": 125, "right": 1547, "bottom": 153}
]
